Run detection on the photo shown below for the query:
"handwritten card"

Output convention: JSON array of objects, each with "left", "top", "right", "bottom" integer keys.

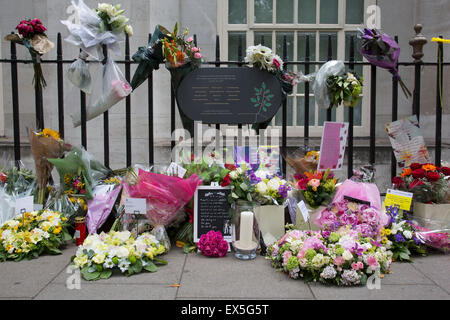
[
  {"left": 124, "top": 198, "right": 147, "bottom": 215},
  {"left": 318, "top": 122, "right": 349, "bottom": 171},
  {"left": 385, "top": 115, "right": 430, "bottom": 169}
]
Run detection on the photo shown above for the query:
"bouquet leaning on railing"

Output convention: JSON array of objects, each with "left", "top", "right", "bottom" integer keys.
[
  {"left": 123, "top": 169, "right": 202, "bottom": 251},
  {"left": 29, "top": 128, "right": 71, "bottom": 204}
]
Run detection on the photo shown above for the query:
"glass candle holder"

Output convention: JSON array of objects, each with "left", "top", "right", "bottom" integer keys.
[{"left": 232, "top": 200, "right": 259, "bottom": 260}]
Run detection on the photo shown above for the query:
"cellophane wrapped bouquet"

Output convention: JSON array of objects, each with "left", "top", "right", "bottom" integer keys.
[
  {"left": 0, "top": 163, "right": 37, "bottom": 224},
  {"left": 267, "top": 226, "right": 393, "bottom": 286},
  {"left": 123, "top": 169, "right": 202, "bottom": 251},
  {"left": 29, "top": 128, "right": 71, "bottom": 204},
  {"left": 294, "top": 169, "right": 337, "bottom": 209},
  {"left": 252, "top": 170, "right": 291, "bottom": 206}
]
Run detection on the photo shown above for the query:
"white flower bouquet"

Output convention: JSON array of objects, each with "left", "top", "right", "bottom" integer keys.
[
  {"left": 71, "top": 230, "right": 167, "bottom": 280},
  {"left": 0, "top": 210, "right": 71, "bottom": 262}
]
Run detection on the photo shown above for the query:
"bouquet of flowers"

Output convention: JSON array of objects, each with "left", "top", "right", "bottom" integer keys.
[
  {"left": 86, "top": 180, "right": 122, "bottom": 234},
  {"left": 123, "top": 169, "right": 202, "bottom": 251},
  {"left": 62, "top": 1, "right": 133, "bottom": 124},
  {"left": 392, "top": 163, "right": 450, "bottom": 204},
  {"left": 0, "top": 165, "right": 37, "bottom": 224},
  {"left": 71, "top": 231, "right": 167, "bottom": 280},
  {"left": 314, "top": 178, "right": 389, "bottom": 238},
  {"left": 267, "top": 226, "right": 393, "bottom": 286},
  {"left": 47, "top": 147, "right": 110, "bottom": 201},
  {"left": 359, "top": 28, "right": 411, "bottom": 98},
  {"left": 0, "top": 209, "right": 71, "bottom": 262},
  {"left": 198, "top": 230, "right": 229, "bottom": 258},
  {"left": 294, "top": 169, "right": 337, "bottom": 209},
  {"left": 252, "top": 171, "right": 291, "bottom": 206},
  {"left": 227, "top": 163, "right": 256, "bottom": 205},
  {"left": 30, "top": 128, "right": 71, "bottom": 204},
  {"left": 4, "top": 18, "right": 54, "bottom": 90},
  {"left": 327, "top": 72, "right": 363, "bottom": 108},
  {"left": 381, "top": 206, "right": 427, "bottom": 262},
  {"left": 308, "top": 60, "right": 363, "bottom": 110},
  {"left": 45, "top": 191, "right": 87, "bottom": 225}
]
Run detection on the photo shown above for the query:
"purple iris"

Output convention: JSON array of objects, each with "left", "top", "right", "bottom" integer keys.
[{"left": 248, "top": 171, "right": 261, "bottom": 184}]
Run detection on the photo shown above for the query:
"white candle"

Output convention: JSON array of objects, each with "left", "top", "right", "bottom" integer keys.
[{"left": 239, "top": 211, "right": 254, "bottom": 247}]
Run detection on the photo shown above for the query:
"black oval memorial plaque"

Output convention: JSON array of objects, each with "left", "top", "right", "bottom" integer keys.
[{"left": 176, "top": 67, "right": 283, "bottom": 124}]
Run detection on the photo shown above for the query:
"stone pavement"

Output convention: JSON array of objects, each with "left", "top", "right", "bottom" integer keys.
[{"left": 0, "top": 242, "right": 449, "bottom": 300}]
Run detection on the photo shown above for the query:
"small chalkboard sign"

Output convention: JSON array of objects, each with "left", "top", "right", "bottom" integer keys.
[
  {"left": 176, "top": 67, "right": 283, "bottom": 124},
  {"left": 193, "top": 186, "right": 233, "bottom": 243}
]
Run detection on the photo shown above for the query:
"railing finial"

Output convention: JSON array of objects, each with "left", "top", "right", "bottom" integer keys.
[{"left": 409, "top": 24, "right": 427, "bottom": 62}]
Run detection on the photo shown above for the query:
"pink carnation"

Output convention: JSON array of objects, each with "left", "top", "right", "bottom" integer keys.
[
  {"left": 333, "top": 256, "right": 345, "bottom": 266},
  {"left": 367, "top": 256, "right": 379, "bottom": 270},
  {"left": 198, "top": 230, "right": 229, "bottom": 257},
  {"left": 282, "top": 250, "right": 292, "bottom": 266}
]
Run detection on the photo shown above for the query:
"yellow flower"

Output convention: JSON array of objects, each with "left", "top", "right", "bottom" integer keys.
[
  {"left": 6, "top": 245, "right": 13, "bottom": 252},
  {"left": 53, "top": 227, "right": 61, "bottom": 235},
  {"left": 380, "top": 229, "right": 385, "bottom": 237},
  {"left": 155, "top": 245, "right": 165, "bottom": 255},
  {"left": 384, "top": 229, "right": 392, "bottom": 236},
  {"left": 41, "top": 128, "right": 61, "bottom": 141},
  {"left": 17, "top": 249, "right": 22, "bottom": 253},
  {"left": 61, "top": 217, "right": 67, "bottom": 222},
  {"left": 381, "top": 237, "right": 388, "bottom": 244}
]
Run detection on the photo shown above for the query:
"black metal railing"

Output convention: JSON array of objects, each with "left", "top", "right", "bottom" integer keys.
[{"left": 0, "top": 30, "right": 447, "bottom": 181}]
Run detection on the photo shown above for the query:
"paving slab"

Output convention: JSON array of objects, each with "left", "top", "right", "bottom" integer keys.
[
  {"left": 380, "top": 261, "right": 434, "bottom": 285},
  {"left": 51, "top": 246, "right": 187, "bottom": 285},
  {"left": 177, "top": 253, "right": 314, "bottom": 300},
  {"left": 309, "top": 283, "right": 450, "bottom": 300},
  {"left": 410, "top": 253, "right": 450, "bottom": 294},
  {"left": 0, "top": 242, "right": 77, "bottom": 299},
  {"left": 34, "top": 283, "right": 178, "bottom": 300}
]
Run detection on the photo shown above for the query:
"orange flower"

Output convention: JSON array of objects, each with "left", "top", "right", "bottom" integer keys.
[
  {"left": 304, "top": 171, "right": 323, "bottom": 180},
  {"left": 401, "top": 168, "right": 412, "bottom": 177},
  {"left": 422, "top": 164, "right": 437, "bottom": 172}
]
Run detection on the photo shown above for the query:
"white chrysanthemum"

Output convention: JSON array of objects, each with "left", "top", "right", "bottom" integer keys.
[
  {"left": 115, "top": 231, "right": 131, "bottom": 243},
  {"left": 256, "top": 181, "right": 268, "bottom": 195},
  {"left": 118, "top": 258, "right": 130, "bottom": 273},
  {"left": 267, "top": 178, "right": 281, "bottom": 191}
]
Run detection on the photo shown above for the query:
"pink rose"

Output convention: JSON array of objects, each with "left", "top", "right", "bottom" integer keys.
[
  {"left": 351, "top": 262, "right": 364, "bottom": 271},
  {"left": 194, "top": 52, "right": 202, "bottom": 59},
  {"left": 187, "top": 37, "right": 194, "bottom": 43},
  {"left": 273, "top": 58, "right": 281, "bottom": 68},
  {"left": 191, "top": 46, "right": 199, "bottom": 52}
]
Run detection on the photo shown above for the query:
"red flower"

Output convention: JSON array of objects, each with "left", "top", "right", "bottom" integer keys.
[
  {"left": 410, "top": 163, "right": 422, "bottom": 170},
  {"left": 297, "top": 178, "right": 309, "bottom": 191},
  {"left": 224, "top": 163, "right": 236, "bottom": 171},
  {"left": 221, "top": 174, "right": 231, "bottom": 187},
  {"left": 0, "top": 172, "right": 7, "bottom": 183},
  {"left": 409, "top": 179, "right": 424, "bottom": 189},
  {"left": 392, "top": 176, "right": 404, "bottom": 188},
  {"left": 411, "top": 168, "right": 426, "bottom": 179},
  {"left": 440, "top": 167, "right": 450, "bottom": 176},
  {"left": 426, "top": 171, "right": 441, "bottom": 182},
  {"left": 188, "top": 212, "right": 193, "bottom": 224}
]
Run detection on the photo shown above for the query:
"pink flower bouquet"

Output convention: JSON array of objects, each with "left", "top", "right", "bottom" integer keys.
[
  {"left": 198, "top": 230, "right": 229, "bottom": 257},
  {"left": 124, "top": 169, "right": 202, "bottom": 250}
]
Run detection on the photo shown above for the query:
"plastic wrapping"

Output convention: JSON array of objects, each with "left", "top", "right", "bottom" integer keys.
[
  {"left": 61, "top": 0, "right": 122, "bottom": 61},
  {"left": 67, "top": 51, "right": 92, "bottom": 93},
  {"left": 86, "top": 184, "right": 122, "bottom": 234},
  {"left": 409, "top": 215, "right": 450, "bottom": 252},
  {"left": 45, "top": 190, "right": 87, "bottom": 224},
  {"left": 312, "top": 60, "right": 345, "bottom": 109},
  {"left": 71, "top": 58, "right": 132, "bottom": 127},
  {"left": 0, "top": 164, "right": 36, "bottom": 224},
  {"left": 123, "top": 169, "right": 202, "bottom": 250}
]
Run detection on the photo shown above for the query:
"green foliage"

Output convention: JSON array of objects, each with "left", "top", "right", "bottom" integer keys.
[{"left": 327, "top": 72, "right": 363, "bottom": 109}]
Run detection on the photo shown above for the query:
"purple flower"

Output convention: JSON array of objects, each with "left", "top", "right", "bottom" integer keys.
[
  {"left": 351, "top": 243, "right": 365, "bottom": 256},
  {"left": 248, "top": 172, "right": 261, "bottom": 184},
  {"left": 322, "top": 231, "right": 331, "bottom": 239},
  {"left": 355, "top": 223, "right": 375, "bottom": 238},
  {"left": 395, "top": 233, "right": 406, "bottom": 243},
  {"left": 278, "top": 184, "right": 291, "bottom": 199},
  {"left": 370, "top": 238, "right": 381, "bottom": 247},
  {"left": 340, "top": 213, "right": 358, "bottom": 226}
]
